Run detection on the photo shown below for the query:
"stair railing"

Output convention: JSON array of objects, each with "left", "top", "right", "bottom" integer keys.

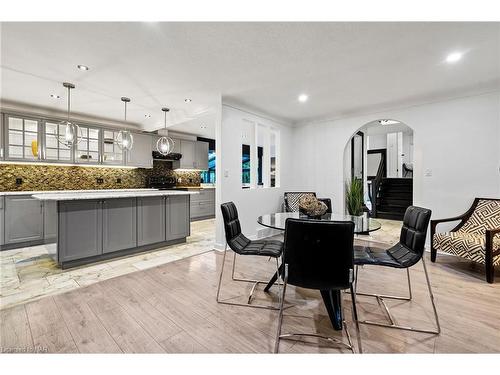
[{"left": 370, "top": 153, "right": 386, "bottom": 218}]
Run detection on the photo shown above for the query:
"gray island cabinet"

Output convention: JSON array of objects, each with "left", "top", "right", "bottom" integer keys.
[{"left": 32, "top": 191, "right": 193, "bottom": 268}]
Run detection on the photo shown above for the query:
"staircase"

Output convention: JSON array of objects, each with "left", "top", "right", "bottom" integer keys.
[{"left": 374, "top": 178, "right": 413, "bottom": 220}]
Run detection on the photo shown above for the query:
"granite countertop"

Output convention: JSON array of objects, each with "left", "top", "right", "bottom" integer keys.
[
  {"left": 0, "top": 188, "right": 158, "bottom": 196},
  {"left": 31, "top": 190, "right": 199, "bottom": 201}
]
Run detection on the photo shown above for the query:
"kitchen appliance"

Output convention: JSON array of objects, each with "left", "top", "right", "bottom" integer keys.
[
  {"left": 152, "top": 151, "right": 182, "bottom": 161},
  {"left": 148, "top": 175, "right": 177, "bottom": 190}
]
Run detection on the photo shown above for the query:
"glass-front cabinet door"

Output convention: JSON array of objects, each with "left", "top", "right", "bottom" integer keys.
[
  {"left": 44, "top": 121, "right": 73, "bottom": 162},
  {"left": 76, "top": 126, "right": 100, "bottom": 164},
  {"left": 5, "top": 116, "right": 40, "bottom": 161},
  {"left": 102, "top": 129, "right": 124, "bottom": 165}
]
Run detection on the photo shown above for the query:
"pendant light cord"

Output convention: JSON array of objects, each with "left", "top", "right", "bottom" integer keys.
[
  {"left": 124, "top": 101, "right": 127, "bottom": 122},
  {"left": 67, "top": 85, "right": 71, "bottom": 122},
  {"left": 164, "top": 110, "right": 167, "bottom": 129}
]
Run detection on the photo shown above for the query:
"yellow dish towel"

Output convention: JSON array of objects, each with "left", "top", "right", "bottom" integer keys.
[{"left": 31, "top": 140, "right": 38, "bottom": 157}]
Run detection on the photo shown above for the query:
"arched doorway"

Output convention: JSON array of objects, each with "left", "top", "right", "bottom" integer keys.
[{"left": 343, "top": 119, "right": 414, "bottom": 220}]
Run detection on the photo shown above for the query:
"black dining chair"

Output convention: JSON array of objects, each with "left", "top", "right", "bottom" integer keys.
[
  {"left": 318, "top": 198, "right": 333, "bottom": 213},
  {"left": 217, "top": 202, "right": 284, "bottom": 310},
  {"left": 353, "top": 206, "right": 440, "bottom": 334},
  {"left": 274, "top": 218, "right": 362, "bottom": 353}
]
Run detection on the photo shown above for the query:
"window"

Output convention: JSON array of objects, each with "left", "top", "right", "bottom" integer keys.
[
  {"left": 240, "top": 119, "right": 280, "bottom": 189},
  {"left": 257, "top": 146, "right": 263, "bottom": 186},
  {"left": 7, "top": 116, "right": 39, "bottom": 160},
  {"left": 198, "top": 137, "right": 216, "bottom": 184},
  {"left": 242, "top": 144, "right": 251, "bottom": 188},
  {"left": 270, "top": 131, "right": 277, "bottom": 187}
]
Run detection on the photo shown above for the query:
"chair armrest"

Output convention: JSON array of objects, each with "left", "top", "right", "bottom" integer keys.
[
  {"left": 430, "top": 215, "right": 468, "bottom": 251},
  {"left": 431, "top": 215, "right": 468, "bottom": 226},
  {"left": 431, "top": 214, "right": 468, "bottom": 234},
  {"left": 486, "top": 228, "right": 500, "bottom": 255}
]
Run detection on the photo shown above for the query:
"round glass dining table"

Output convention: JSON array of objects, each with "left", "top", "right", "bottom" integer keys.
[
  {"left": 257, "top": 212, "right": 381, "bottom": 331},
  {"left": 257, "top": 212, "right": 381, "bottom": 234}
]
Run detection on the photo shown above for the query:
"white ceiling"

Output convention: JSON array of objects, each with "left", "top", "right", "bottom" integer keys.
[{"left": 1, "top": 22, "right": 499, "bottom": 131}]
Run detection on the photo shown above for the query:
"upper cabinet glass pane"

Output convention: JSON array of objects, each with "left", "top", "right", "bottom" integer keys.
[
  {"left": 44, "top": 121, "right": 73, "bottom": 162},
  {"left": 24, "top": 120, "right": 38, "bottom": 133},
  {"left": 75, "top": 125, "right": 101, "bottom": 164},
  {"left": 8, "top": 117, "right": 23, "bottom": 130},
  {"left": 89, "top": 128, "right": 99, "bottom": 139}
]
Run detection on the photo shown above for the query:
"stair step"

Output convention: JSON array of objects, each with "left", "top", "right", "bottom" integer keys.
[
  {"left": 377, "top": 200, "right": 412, "bottom": 207},
  {"left": 376, "top": 211, "right": 405, "bottom": 220}
]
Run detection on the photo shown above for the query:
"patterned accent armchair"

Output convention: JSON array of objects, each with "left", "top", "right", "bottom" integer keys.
[{"left": 431, "top": 198, "right": 500, "bottom": 283}]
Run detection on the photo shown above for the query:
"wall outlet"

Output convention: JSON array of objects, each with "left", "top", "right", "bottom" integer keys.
[
  {"left": 424, "top": 169, "right": 433, "bottom": 177},
  {"left": 96, "top": 178, "right": 104, "bottom": 184},
  {"left": 116, "top": 178, "right": 122, "bottom": 184},
  {"left": 15, "top": 177, "right": 23, "bottom": 185}
]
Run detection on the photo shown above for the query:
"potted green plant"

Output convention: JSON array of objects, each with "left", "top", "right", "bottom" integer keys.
[{"left": 346, "top": 178, "right": 364, "bottom": 216}]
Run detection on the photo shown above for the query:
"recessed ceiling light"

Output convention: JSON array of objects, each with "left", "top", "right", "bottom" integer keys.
[
  {"left": 77, "top": 64, "right": 89, "bottom": 71},
  {"left": 184, "top": 98, "right": 192, "bottom": 103},
  {"left": 378, "top": 119, "right": 400, "bottom": 125},
  {"left": 144, "top": 114, "right": 151, "bottom": 118},
  {"left": 298, "top": 94, "right": 308, "bottom": 103},
  {"left": 50, "top": 94, "right": 60, "bottom": 99},
  {"left": 445, "top": 52, "right": 463, "bottom": 64}
]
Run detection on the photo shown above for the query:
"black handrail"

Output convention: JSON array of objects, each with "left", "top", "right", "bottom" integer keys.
[{"left": 370, "top": 153, "right": 386, "bottom": 217}]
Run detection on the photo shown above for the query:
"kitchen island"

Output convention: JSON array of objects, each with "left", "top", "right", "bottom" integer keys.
[{"left": 31, "top": 190, "right": 197, "bottom": 268}]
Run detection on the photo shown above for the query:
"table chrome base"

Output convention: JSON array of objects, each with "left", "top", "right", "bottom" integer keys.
[
  {"left": 355, "top": 259, "right": 441, "bottom": 335},
  {"left": 216, "top": 245, "right": 284, "bottom": 311}
]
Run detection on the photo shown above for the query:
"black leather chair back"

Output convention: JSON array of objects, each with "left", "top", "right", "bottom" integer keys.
[
  {"left": 283, "top": 218, "right": 355, "bottom": 290},
  {"left": 220, "top": 202, "right": 251, "bottom": 253},
  {"left": 386, "top": 206, "right": 432, "bottom": 267},
  {"left": 400, "top": 206, "right": 432, "bottom": 255},
  {"left": 318, "top": 198, "right": 332, "bottom": 214}
]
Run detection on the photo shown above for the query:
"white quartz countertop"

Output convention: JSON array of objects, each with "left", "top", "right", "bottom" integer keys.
[
  {"left": 30, "top": 190, "right": 198, "bottom": 201},
  {"left": 0, "top": 188, "right": 158, "bottom": 196}
]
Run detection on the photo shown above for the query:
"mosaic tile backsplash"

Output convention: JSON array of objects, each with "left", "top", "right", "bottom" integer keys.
[{"left": 0, "top": 161, "right": 201, "bottom": 191}]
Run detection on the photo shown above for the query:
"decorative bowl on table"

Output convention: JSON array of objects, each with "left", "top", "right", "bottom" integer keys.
[{"left": 298, "top": 195, "right": 328, "bottom": 218}]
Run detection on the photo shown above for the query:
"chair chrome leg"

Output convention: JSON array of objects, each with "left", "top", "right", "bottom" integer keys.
[
  {"left": 355, "top": 266, "right": 412, "bottom": 301},
  {"left": 274, "top": 264, "right": 288, "bottom": 353},
  {"left": 357, "top": 261, "right": 440, "bottom": 335},
  {"left": 274, "top": 267, "right": 360, "bottom": 354},
  {"left": 217, "top": 244, "right": 281, "bottom": 310},
  {"left": 215, "top": 244, "right": 228, "bottom": 303},
  {"left": 231, "top": 251, "right": 277, "bottom": 284},
  {"left": 422, "top": 257, "right": 441, "bottom": 334},
  {"left": 350, "top": 285, "right": 363, "bottom": 353}
]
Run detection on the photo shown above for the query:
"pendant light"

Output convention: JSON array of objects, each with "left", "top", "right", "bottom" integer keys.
[
  {"left": 57, "top": 82, "right": 82, "bottom": 147},
  {"left": 156, "top": 107, "right": 175, "bottom": 155},
  {"left": 116, "top": 97, "right": 134, "bottom": 151}
]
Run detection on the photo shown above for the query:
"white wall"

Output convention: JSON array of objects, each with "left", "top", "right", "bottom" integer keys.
[
  {"left": 367, "top": 134, "right": 387, "bottom": 150},
  {"left": 215, "top": 104, "right": 294, "bottom": 250},
  {"left": 292, "top": 92, "right": 500, "bottom": 225}
]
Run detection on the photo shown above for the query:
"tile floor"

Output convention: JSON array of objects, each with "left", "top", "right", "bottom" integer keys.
[
  {"left": 0, "top": 217, "right": 402, "bottom": 311},
  {"left": 1, "top": 219, "right": 216, "bottom": 310}
]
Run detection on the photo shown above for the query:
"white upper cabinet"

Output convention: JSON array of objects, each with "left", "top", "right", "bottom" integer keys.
[
  {"left": 179, "top": 140, "right": 196, "bottom": 169},
  {"left": 5, "top": 116, "right": 41, "bottom": 161},
  {"left": 126, "top": 133, "right": 153, "bottom": 168},
  {"left": 195, "top": 141, "right": 209, "bottom": 170}
]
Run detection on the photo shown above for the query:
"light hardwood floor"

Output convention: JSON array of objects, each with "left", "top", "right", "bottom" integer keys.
[{"left": 1, "top": 244, "right": 499, "bottom": 353}]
